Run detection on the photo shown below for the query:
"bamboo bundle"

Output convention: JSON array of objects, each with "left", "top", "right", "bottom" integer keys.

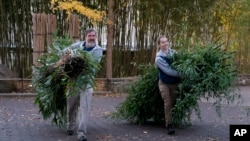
[
  {"left": 32, "top": 35, "right": 100, "bottom": 127},
  {"left": 112, "top": 43, "right": 239, "bottom": 126}
]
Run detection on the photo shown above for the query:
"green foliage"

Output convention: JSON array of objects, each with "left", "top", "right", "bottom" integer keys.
[
  {"left": 32, "top": 35, "right": 99, "bottom": 128},
  {"left": 112, "top": 65, "right": 164, "bottom": 124},
  {"left": 171, "top": 43, "right": 239, "bottom": 125},
  {"left": 112, "top": 42, "right": 240, "bottom": 126}
]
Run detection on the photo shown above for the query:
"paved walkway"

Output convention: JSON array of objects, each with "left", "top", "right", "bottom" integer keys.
[{"left": 0, "top": 86, "right": 250, "bottom": 141}]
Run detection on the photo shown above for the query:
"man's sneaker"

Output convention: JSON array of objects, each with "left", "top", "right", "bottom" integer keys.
[
  {"left": 79, "top": 135, "right": 87, "bottom": 141},
  {"left": 167, "top": 124, "right": 175, "bottom": 135},
  {"left": 67, "top": 130, "right": 74, "bottom": 136}
]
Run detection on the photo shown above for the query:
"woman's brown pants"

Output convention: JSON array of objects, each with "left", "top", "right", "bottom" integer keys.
[{"left": 158, "top": 80, "right": 178, "bottom": 127}]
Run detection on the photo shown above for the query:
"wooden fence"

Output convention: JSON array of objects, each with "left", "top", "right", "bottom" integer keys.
[{"left": 32, "top": 13, "right": 80, "bottom": 66}]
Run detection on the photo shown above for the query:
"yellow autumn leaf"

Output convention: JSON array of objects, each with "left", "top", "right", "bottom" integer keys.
[{"left": 50, "top": 0, "right": 112, "bottom": 24}]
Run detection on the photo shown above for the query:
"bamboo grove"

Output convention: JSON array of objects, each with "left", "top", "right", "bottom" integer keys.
[{"left": 0, "top": 0, "right": 250, "bottom": 78}]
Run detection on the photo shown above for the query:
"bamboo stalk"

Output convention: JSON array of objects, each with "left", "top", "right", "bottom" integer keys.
[{"left": 69, "top": 14, "right": 80, "bottom": 40}]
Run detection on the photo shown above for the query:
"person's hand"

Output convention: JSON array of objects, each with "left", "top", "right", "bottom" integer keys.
[
  {"left": 181, "top": 74, "right": 187, "bottom": 79},
  {"left": 178, "top": 72, "right": 186, "bottom": 79},
  {"left": 54, "top": 52, "right": 71, "bottom": 68},
  {"left": 61, "top": 52, "right": 71, "bottom": 63}
]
